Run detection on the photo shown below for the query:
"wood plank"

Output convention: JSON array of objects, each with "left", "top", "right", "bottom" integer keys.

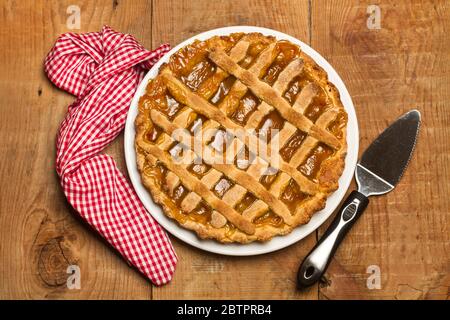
[
  {"left": 0, "top": 0, "right": 154, "bottom": 299},
  {"left": 1, "top": 0, "right": 448, "bottom": 300},
  {"left": 312, "top": 0, "right": 450, "bottom": 299},
  {"left": 151, "top": 0, "right": 317, "bottom": 299}
]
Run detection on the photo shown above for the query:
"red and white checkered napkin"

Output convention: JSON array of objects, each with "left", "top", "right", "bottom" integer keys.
[{"left": 44, "top": 26, "right": 177, "bottom": 285}]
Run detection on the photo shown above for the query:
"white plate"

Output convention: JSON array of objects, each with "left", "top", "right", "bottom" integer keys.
[{"left": 124, "top": 26, "right": 359, "bottom": 256}]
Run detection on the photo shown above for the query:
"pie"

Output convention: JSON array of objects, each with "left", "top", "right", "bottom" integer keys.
[{"left": 135, "top": 32, "right": 347, "bottom": 243}]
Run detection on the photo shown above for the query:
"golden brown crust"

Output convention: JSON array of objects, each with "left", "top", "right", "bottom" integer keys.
[
  {"left": 149, "top": 109, "right": 294, "bottom": 226},
  {"left": 134, "top": 32, "right": 348, "bottom": 243},
  {"left": 209, "top": 48, "right": 341, "bottom": 149}
]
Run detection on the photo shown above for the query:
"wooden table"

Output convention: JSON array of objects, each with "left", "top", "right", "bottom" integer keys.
[{"left": 0, "top": 0, "right": 449, "bottom": 300}]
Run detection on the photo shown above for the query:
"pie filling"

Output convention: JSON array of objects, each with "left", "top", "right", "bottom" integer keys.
[{"left": 136, "top": 32, "right": 347, "bottom": 242}]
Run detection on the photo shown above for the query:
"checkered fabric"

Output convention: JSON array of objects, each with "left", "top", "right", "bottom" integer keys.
[{"left": 44, "top": 26, "right": 177, "bottom": 285}]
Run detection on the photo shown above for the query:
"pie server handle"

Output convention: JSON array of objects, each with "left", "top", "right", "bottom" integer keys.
[{"left": 297, "top": 191, "right": 369, "bottom": 289}]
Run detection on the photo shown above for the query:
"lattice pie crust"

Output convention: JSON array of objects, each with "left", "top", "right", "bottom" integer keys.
[{"left": 135, "top": 33, "right": 347, "bottom": 243}]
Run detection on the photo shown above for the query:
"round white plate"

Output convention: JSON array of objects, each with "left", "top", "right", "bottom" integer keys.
[{"left": 124, "top": 26, "right": 359, "bottom": 256}]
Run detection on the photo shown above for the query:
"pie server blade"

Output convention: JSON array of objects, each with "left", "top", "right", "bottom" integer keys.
[
  {"left": 356, "top": 109, "right": 421, "bottom": 196},
  {"left": 297, "top": 110, "right": 421, "bottom": 289}
]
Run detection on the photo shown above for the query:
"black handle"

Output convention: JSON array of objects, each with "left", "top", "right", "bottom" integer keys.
[{"left": 297, "top": 191, "right": 369, "bottom": 289}]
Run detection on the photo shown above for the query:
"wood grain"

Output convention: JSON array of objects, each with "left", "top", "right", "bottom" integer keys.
[
  {"left": 0, "top": 0, "right": 448, "bottom": 300},
  {"left": 312, "top": 0, "right": 450, "bottom": 300},
  {"left": 0, "top": 0, "right": 154, "bottom": 300}
]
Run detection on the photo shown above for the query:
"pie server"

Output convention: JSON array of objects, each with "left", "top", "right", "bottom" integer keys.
[{"left": 297, "top": 109, "right": 421, "bottom": 289}]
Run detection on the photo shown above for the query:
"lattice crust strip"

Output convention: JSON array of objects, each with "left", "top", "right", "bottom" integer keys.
[
  {"left": 218, "top": 42, "right": 277, "bottom": 115},
  {"left": 137, "top": 36, "right": 345, "bottom": 238}
]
